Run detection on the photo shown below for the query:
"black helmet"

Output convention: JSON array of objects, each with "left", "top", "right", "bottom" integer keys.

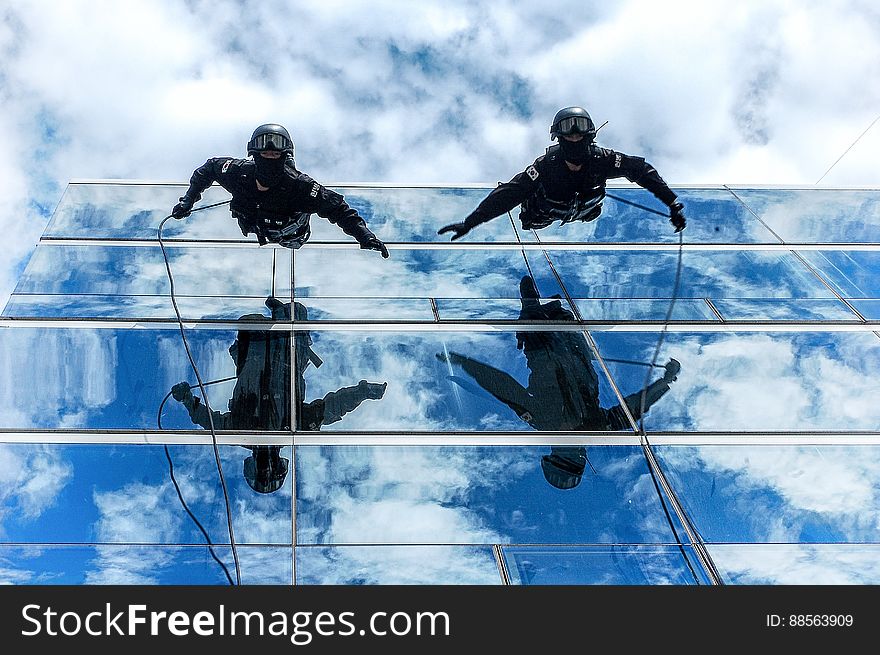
[
  {"left": 247, "top": 123, "right": 295, "bottom": 156},
  {"left": 541, "top": 447, "right": 588, "bottom": 490},
  {"left": 550, "top": 106, "right": 596, "bottom": 141},
  {"left": 243, "top": 446, "right": 289, "bottom": 494}
]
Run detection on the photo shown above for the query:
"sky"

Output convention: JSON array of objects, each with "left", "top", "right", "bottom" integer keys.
[{"left": 1, "top": 0, "right": 880, "bottom": 309}]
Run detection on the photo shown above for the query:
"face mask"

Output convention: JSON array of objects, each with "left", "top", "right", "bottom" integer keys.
[
  {"left": 253, "top": 154, "right": 287, "bottom": 186},
  {"left": 558, "top": 138, "right": 590, "bottom": 165}
]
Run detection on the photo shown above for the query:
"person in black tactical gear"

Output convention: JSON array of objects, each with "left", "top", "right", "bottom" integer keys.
[
  {"left": 170, "top": 296, "right": 388, "bottom": 493},
  {"left": 172, "top": 124, "right": 389, "bottom": 256},
  {"left": 436, "top": 275, "right": 680, "bottom": 489},
  {"left": 438, "top": 106, "right": 686, "bottom": 240}
]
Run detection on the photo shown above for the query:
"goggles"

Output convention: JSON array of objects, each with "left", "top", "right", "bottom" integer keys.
[
  {"left": 249, "top": 132, "right": 293, "bottom": 152},
  {"left": 553, "top": 116, "right": 594, "bottom": 136}
]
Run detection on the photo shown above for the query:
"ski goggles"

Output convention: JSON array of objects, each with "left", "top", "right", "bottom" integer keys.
[
  {"left": 553, "top": 116, "right": 594, "bottom": 136},
  {"left": 249, "top": 132, "right": 293, "bottom": 151}
]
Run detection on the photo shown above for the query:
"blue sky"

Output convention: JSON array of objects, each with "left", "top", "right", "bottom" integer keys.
[{"left": 1, "top": 0, "right": 880, "bottom": 308}]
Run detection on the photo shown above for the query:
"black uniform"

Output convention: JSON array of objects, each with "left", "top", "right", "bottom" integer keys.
[
  {"left": 463, "top": 144, "right": 679, "bottom": 231},
  {"left": 179, "top": 155, "right": 382, "bottom": 249}
]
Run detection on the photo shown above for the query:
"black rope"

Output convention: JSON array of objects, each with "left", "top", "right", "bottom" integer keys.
[{"left": 158, "top": 206, "right": 241, "bottom": 585}]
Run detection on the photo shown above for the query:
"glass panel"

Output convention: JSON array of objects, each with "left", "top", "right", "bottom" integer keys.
[
  {"left": 316, "top": 186, "right": 517, "bottom": 242},
  {"left": 301, "top": 329, "right": 641, "bottom": 432},
  {"left": 296, "top": 546, "right": 500, "bottom": 584},
  {"left": 437, "top": 297, "right": 577, "bottom": 320},
  {"left": 1, "top": 294, "right": 297, "bottom": 321},
  {"left": 574, "top": 298, "right": 718, "bottom": 321},
  {"left": 799, "top": 251, "right": 880, "bottom": 299},
  {"left": 295, "top": 445, "right": 679, "bottom": 545},
  {"left": 0, "top": 325, "right": 304, "bottom": 431},
  {"left": 730, "top": 188, "right": 880, "bottom": 243},
  {"left": 710, "top": 298, "right": 860, "bottom": 321},
  {"left": 12, "top": 244, "right": 290, "bottom": 298},
  {"left": 708, "top": 545, "right": 880, "bottom": 584},
  {"left": 849, "top": 299, "right": 880, "bottom": 320},
  {"left": 502, "top": 545, "right": 707, "bottom": 585},
  {"left": 291, "top": 298, "right": 434, "bottom": 321},
  {"left": 655, "top": 445, "right": 880, "bottom": 544},
  {"left": 0, "top": 545, "right": 289, "bottom": 585},
  {"left": 44, "top": 183, "right": 241, "bottom": 240},
  {"left": 293, "top": 248, "right": 562, "bottom": 300},
  {"left": 0, "top": 444, "right": 292, "bottom": 545},
  {"left": 519, "top": 188, "right": 776, "bottom": 244},
  {"left": 592, "top": 331, "right": 880, "bottom": 431},
  {"left": 546, "top": 250, "right": 834, "bottom": 301}
]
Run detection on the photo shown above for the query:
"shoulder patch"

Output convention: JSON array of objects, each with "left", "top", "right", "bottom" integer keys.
[
  {"left": 614, "top": 154, "right": 622, "bottom": 168},
  {"left": 310, "top": 182, "right": 319, "bottom": 198},
  {"left": 526, "top": 165, "right": 539, "bottom": 181},
  {"left": 221, "top": 159, "right": 233, "bottom": 174}
]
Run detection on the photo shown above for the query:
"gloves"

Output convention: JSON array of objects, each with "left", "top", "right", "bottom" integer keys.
[
  {"left": 171, "top": 382, "right": 193, "bottom": 402},
  {"left": 669, "top": 201, "right": 686, "bottom": 233},
  {"left": 171, "top": 197, "right": 194, "bottom": 219},
  {"left": 663, "top": 358, "right": 681, "bottom": 383},
  {"left": 360, "top": 237, "right": 390, "bottom": 258},
  {"left": 437, "top": 222, "right": 471, "bottom": 241}
]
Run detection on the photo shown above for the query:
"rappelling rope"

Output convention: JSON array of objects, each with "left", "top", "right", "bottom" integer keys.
[{"left": 157, "top": 199, "right": 241, "bottom": 585}]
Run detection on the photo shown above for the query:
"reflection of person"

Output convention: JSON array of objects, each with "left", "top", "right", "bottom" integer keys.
[
  {"left": 438, "top": 106, "right": 686, "bottom": 240},
  {"left": 171, "top": 123, "right": 389, "bottom": 257},
  {"left": 170, "top": 297, "right": 387, "bottom": 492},
  {"left": 438, "top": 276, "right": 680, "bottom": 489}
]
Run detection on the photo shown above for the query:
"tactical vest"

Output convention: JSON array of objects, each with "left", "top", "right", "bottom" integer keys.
[{"left": 519, "top": 145, "right": 605, "bottom": 229}]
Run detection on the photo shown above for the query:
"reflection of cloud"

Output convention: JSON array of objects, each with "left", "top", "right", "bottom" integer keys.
[
  {"left": 710, "top": 545, "right": 880, "bottom": 584},
  {"left": 0, "top": 330, "right": 116, "bottom": 428},
  {"left": 298, "top": 546, "right": 500, "bottom": 585},
  {"left": 0, "top": 445, "right": 73, "bottom": 536},
  {"left": 86, "top": 546, "right": 176, "bottom": 585},
  {"left": 643, "top": 333, "right": 880, "bottom": 431},
  {"left": 662, "top": 445, "right": 880, "bottom": 543},
  {"left": 299, "top": 446, "right": 532, "bottom": 546}
]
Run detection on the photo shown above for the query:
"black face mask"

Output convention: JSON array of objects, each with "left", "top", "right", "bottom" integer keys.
[
  {"left": 558, "top": 138, "right": 591, "bottom": 165},
  {"left": 253, "top": 154, "right": 287, "bottom": 186}
]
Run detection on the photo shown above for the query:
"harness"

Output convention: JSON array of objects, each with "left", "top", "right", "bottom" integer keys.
[{"left": 231, "top": 205, "right": 312, "bottom": 248}]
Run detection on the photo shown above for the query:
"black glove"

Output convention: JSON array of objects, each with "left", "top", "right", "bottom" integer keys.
[
  {"left": 663, "top": 358, "right": 681, "bottom": 383},
  {"left": 171, "top": 197, "right": 194, "bottom": 219},
  {"left": 438, "top": 222, "right": 471, "bottom": 241},
  {"left": 360, "top": 237, "right": 389, "bottom": 258},
  {"left": 669, "top": 202, "right": 686, "bottom": 233},
  {"left": 171, "top": 382, "right": 192, "bottom": 402}
]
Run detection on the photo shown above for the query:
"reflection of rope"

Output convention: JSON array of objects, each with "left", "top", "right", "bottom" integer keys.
[{"left": 158, "top": 209, "right": 241, "bottom": 586}]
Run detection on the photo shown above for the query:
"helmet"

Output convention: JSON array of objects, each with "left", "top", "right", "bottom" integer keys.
[
  {"left": 247, "top": 123, "right": 295, "bottom": 156},
  {"left": 243, "top": 446, "right": 289, "bottom": 494},
  {"left": 541, "top": 447, "right": 588, "bottom": 490},
  {"left": 550, "top": 106, "right": 596, "bottom": 141}
]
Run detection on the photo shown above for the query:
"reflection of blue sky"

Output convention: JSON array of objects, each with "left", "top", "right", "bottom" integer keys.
[
  {"left": 710, "top": 298, "right": 859, "bottom": 321},
  {"left": 520, "top": 188, "right": 777, "bottom": 244},
  {"left": 593, "top": 331, "right": 880, "bottom": 431},
  {"left": 45, "top": 183, "right": 240, "bottom": 241},
  {"left": 297, "top": 546, "right": 500, "bottom": 585},
  {"left": 503, "top": 546, "right": 706, "bottom": 585},
  {"left": 657, "top": 446, "right": 880, "bottom": 545},
  {"left": 2, "top": 294, "right": 297, "bottom": 321},
  {"left": 294, "top": 247, "right": 560, "bottom": 300},
  {"left": 707, "top": 545, "right": 880, "bottom": 584},
  {"left": 732, "top": 189, "right": 880, "bottom": 243},
  {"left": 549, "top": 249, "right": 833, "bottom": 301},
  {"left": 14, "top": 245, "right": 289, "bottom": 298},
  {"left": 574, "top": 298, "right": 718, "bottom": 321},
  {"left": 296, "top": 445, "right": 678, "bottom": 546},
  {"left": 799, "top": 250, "right": 880, "bottom": 298}
]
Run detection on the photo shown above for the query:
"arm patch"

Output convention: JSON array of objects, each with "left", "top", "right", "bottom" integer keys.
[
  {"left": 614, "top": 154, "right": 622, "bottom": 168},
  {"left": 526, "top": 165, "right": 539, "bottom": 181},
  {"left": 221, "top": 159, "right": 232, "bottom": 174}
]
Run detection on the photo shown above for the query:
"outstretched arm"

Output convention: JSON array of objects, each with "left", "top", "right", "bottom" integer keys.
[{"left": 438, "top": 169, "right": 537, "bottom": 240}]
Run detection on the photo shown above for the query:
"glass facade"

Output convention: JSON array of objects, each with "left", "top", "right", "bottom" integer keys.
[{"left": 1, "top": 181, "right": 878, "bottom": 585}]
